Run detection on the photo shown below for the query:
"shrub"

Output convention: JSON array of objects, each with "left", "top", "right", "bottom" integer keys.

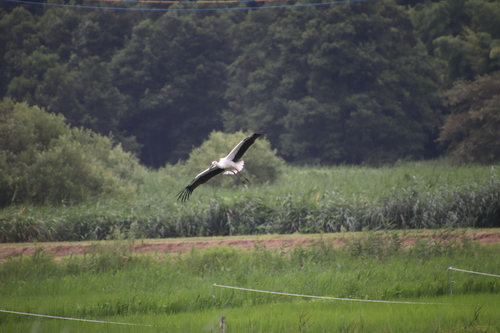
[
  {"left": 175, "top": 130, "right": 285, "bottom": 187},
  {"left": 0, "top": 99, "right": 145, "bottom": 206}
]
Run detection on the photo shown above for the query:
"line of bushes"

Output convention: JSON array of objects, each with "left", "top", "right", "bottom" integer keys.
[
  {"left": 1, "top": 178, "right": 499, "bottom": 243},
  {"left": 0, "top": 100, "right": 146, "bottom": 207}
]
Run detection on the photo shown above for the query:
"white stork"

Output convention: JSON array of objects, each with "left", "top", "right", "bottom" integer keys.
[{"left": 176, "top": 132, "right": 263, "bottom": 202}]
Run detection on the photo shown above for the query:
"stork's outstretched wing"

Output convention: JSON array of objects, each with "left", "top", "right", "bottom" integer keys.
[
  {"left": 177, "top": 131, "right": 264, "bottom": 202},
  {"left": 176, "top": 167, "right": 225, "bottom": 202},
  {"left": 226, "top": 132, "right": 263, "bottom": 162}
]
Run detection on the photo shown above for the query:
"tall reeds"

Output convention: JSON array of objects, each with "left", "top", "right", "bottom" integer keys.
[{"left": 1, "top": 161, "right": 498, "bottom": 242}]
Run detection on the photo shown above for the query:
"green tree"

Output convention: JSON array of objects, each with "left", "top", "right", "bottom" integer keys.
[
  {"left": 70, "top": 9, "right": 135, "bottom": 61},
  {"left": 224, "top": 1, "right": 444, "bottom": 164},
  {"left": 36, "top": 6, "right": 79, "bottom": 61},
  {"left": 438, "top": 71, "right": 500, "bottom": 164},
  {"left": 111, "top": 12, "right": 234, "bottom": 166},
  {"left": 34, "top": 57, "right": 133, "bottom": 150},
  {"left": 409, "top": 0, "right": 468, "bottom": 53},
  {"left": 1, "top": 7, "right": 46, "bottom": 103},
  {"left": 410, "top": 0, "right": 500, "bottom": 83},
  {"left": 0, "top": 99, "right": 144, "bottom": 206},
  {"left": 0, "top": 5, "right": 140, "bottom": 153}
]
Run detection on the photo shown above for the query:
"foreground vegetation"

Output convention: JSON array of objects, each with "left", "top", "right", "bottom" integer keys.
[
  {"left": 1, "top": 160, "right": 499, "bottom": 242},
  {"left": 0, "top": 231, "right": 499, "bottom": 332}
]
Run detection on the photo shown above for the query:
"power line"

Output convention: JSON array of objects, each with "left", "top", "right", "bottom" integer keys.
[{"left": 1, "top": 0, "right": 376, "bottom": 12}]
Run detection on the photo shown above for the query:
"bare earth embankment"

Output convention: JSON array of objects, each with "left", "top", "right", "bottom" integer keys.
[{"left": 1, "top": 230, "right": 499, "bottom": 259}]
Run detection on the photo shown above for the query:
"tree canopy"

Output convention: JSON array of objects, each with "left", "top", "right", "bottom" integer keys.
[
  {"left": 223, "top": 2, "right": 444, "bottom": 164},
  {"left": 0, "top": 99, "right": 145, "bottom": 206},
  {"left": 439, "top": 71, "right": 500, "bottom": 164},
  {"left": 1, "top": 0, "right": 499, "bottom": 167}
]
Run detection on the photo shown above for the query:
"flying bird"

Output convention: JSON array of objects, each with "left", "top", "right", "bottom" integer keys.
[{"left": 176, "top": 132, "right": 263, "bottom": 202}]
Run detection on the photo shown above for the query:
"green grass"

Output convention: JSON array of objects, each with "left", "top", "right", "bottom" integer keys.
[
  {"left": 1, "top": 160, "right": 499, "bottom": 242},
  {"left": 3, "top": 295, "right": 499, "bottom": 333},
  {"left": 1, "top": 232, "right": 499, "bottom": 332}
]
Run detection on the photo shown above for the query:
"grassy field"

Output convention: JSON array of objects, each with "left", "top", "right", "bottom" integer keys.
[
  {"left": 1, "top": 160, "right": 500, "bottom": 242},
  {"left": 1, "top": 161, "right": 499, "bottom": 331},
  {"left": 1, "top": 231, "right": 499, "bottom": 332},
  {"left": 2, "top": 295, "right": 499, "bottom": 332}
]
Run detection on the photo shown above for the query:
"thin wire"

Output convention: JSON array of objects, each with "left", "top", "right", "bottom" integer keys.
[
  {"left": 213, "top": 283, "right": 448, "bottom": 305},
  {"left": 0, "top": 309, "right": 157, "bottom": 327},
  {"left": 1, "top": 0, "right": 376, "bottom": 11},
  {"left": 448, "top": 267, "right": 500, "bottom": 278},
  {"left": 83, "top": 0, "right": 319, "bottom": 4}
]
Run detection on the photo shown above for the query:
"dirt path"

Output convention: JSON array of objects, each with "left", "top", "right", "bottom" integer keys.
[{"left": 1, "top": 231, "right": 499, "bottom": 260}]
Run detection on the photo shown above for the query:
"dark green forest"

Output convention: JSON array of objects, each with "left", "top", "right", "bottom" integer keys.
[{"left": 1, "top": 0, "right": 500, "bottom": 167}]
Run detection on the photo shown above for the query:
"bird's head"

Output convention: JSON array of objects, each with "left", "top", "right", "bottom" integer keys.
[{"left": 209, "top": 161, "right": 218, "bottom": 169}]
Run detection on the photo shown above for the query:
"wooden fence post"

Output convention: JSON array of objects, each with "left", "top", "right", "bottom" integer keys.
[{"left": 220, "top": 316, "right": 226, "bottom": 333}]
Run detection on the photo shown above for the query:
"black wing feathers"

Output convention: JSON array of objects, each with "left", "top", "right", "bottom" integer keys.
[
  {"left": 176, "top": 168, "right": 224, "bottom": 202},
  {"left": 233, "top": 132, "right": 262, "bottom": 162},
  {"left": 177, "top": 131, "right": 263, "bottom": 202}
]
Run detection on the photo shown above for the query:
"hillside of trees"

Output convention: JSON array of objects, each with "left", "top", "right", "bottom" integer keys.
[{"left": 1, "top": 0, "right": 499, "bottom": 167}]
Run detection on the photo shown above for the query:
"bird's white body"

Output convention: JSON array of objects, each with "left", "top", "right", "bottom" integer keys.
[
  {"left": 195, "top": 139, "right": 249, "bottom": 179},
  {"left": 215, "top": 158, "right": 244, "bottom": 176},
  {"left": 194, "top": 159, "right": 244, "bottom": 179},
  {"left": 177, "top": 132, "right": 262, "bottom": 202}
]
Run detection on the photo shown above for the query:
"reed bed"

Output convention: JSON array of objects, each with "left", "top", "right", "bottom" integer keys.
[{"left": 1, "top": 160, "right": 499, "bottom": 242}]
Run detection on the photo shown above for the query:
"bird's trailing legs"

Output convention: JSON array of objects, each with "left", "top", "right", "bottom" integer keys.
[{"left": 230, "top": 170, "right": 250, "bottom": 185}]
